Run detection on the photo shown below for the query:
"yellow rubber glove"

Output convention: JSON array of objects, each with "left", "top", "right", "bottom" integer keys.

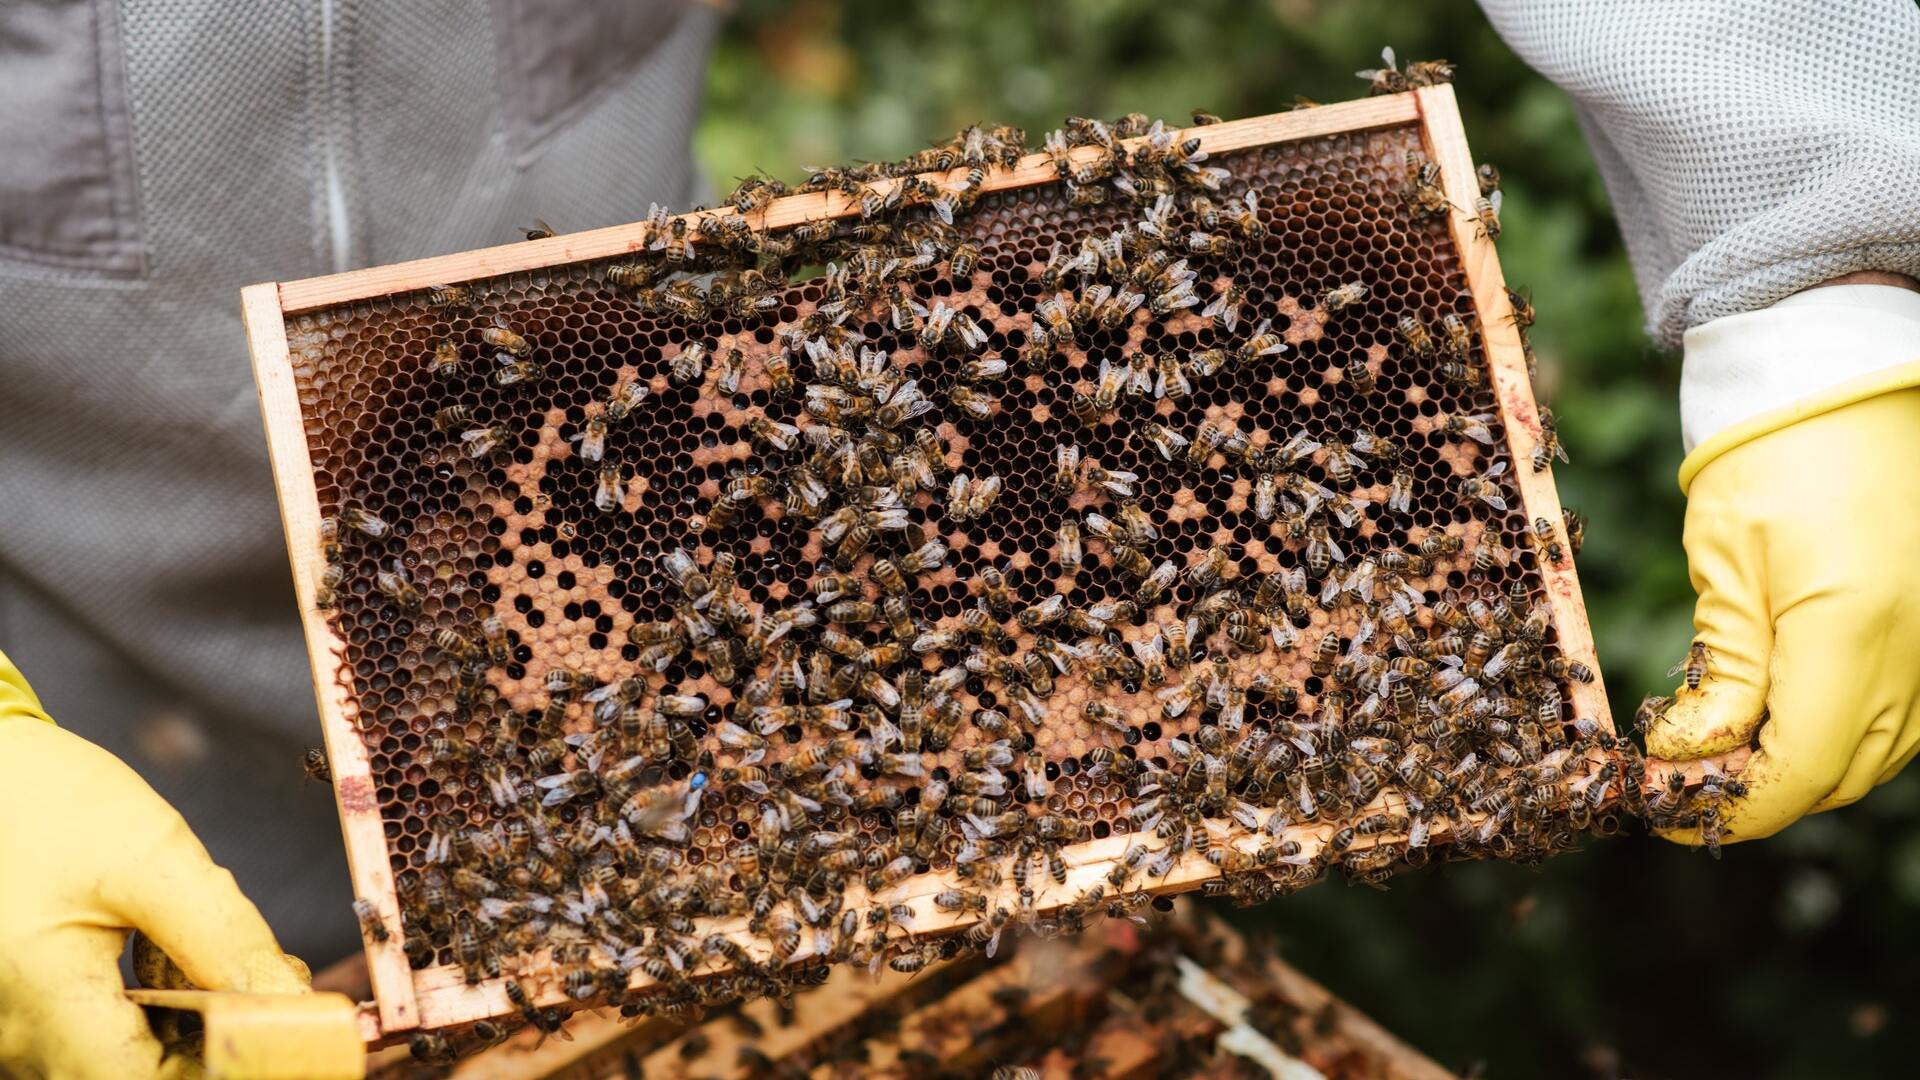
[
  {"left": 1648, "top": 380, "right": 1920, "bottom": 845},
  {"left": 0, "top": 649, "right": 311, "bottom": 1079}
]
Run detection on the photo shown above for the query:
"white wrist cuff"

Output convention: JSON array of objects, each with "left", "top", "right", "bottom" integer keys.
[{"left": 1680, "top": 285, "right": 1920, "bottom": 452}]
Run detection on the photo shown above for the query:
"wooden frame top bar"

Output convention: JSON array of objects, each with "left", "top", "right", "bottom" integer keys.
[{"left": 268, "top": 95, "right": 1420, "bottom": 315}]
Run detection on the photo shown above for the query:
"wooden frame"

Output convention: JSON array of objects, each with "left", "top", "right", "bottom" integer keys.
[
  {"left": 247, "top": 88, "right": 1653, "bottom": 1043},
  {"left": 375, "top": 899, "right": 1454, "bottom": 1079}
]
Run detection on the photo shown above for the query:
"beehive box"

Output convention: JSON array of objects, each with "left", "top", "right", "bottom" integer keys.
[
  {"left": 245, "top": 86, "right": 1619, "bottom": 1044},
  {"left": 361, "top": 899, "right": 1455, "bottom": 1078}
]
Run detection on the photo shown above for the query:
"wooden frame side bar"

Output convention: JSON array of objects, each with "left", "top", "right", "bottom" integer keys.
[
  {"left": 1414, "top": 86, "right": 1614, "bottom": 739},
  {"left": 268, "top": 94, "right": 1421, "bottom": 315},
  {"left": 242, "top": 283, "right": 420, "bottom": 1035}
]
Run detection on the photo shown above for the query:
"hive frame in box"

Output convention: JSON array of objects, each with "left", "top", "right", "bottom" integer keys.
[{"left": 245, "top": 86, "right": 1714, "bottom": 1045}]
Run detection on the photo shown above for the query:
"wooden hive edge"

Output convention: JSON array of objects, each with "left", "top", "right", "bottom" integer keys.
[
  {"left": 260, "top": 94, "right": 1422, "bottom": 315},
  {"left": 243, "top": 283, "right": 421, "bottom": 1036},
  {"left": 1413, "top": 85, "right": 1611, "bottom": 737},
  {"left": 1413, "top": 85, "right": 1749, "bottom": 790}
]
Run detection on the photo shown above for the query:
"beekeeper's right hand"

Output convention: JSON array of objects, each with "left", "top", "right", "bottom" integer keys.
[
  {"left": 0, "top": 647, "right": 311, "bottom": 1079},
  {"left": 1646, "top": 284, "right": 1920, "bottom": 845}
]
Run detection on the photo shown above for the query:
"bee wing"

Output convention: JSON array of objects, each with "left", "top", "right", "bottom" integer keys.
[
  {"left": 1383, "top": 45, "right": 1397, "bottom": 69},
  {"left": 1490, "top": 189, "right": 1504, "bottom": 214},
  {"left": 1665, "top": 658, "right": 1689, "bottom": 678}
]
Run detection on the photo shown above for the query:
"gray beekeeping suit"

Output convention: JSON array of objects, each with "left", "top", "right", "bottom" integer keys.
[
  {"left": 0, "top": 0, "right": 717, "bottom": 963},
  {"left": 1476, "top": 0, "right": 1920, "bottom": 350}
]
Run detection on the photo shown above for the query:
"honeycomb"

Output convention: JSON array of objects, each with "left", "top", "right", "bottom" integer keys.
[
  {"left": 371, "top": 900, "right": 1453, "bottom": 1077},
  {"left": 280, "top": 105, "right": 1619, "bottom": 1033}
]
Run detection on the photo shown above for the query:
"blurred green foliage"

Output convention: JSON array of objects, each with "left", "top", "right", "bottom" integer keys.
[{"left": 697, "top": 2, "right": 1917, "bottom": 1076}]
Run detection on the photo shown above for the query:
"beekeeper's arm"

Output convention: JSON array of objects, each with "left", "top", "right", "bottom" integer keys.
[
  {"left": 0, "top": 648, "right": 311, "bottom": 1079},
  {"left": 1478, "top": 0, "right": 1920, "bottom": 843}
]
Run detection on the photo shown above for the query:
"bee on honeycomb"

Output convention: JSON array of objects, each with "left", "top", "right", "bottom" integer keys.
[{"left": 286, "top": 86, "right": 1642, "bottom": 1039}]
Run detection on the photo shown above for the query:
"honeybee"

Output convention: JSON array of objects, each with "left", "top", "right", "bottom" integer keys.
[
  {"left": 1532, "top": 515, "right": 1566, "bottom": 563},
  {"left": 409, "top": 1034, "right": 455, "bottom": 1065},
  {"left": 1532, "top": 407, "right": 1570, "bottom": 472},
  {"left": 301, "top": 748, "right": 332, "bottom": 784},
  {"left": 313, "top": 562, "right": 346, "bottom": 609},
  {"left": 1202, "top": 283, "right": 1245, "bottom": 333},
  {"left": 1186, "top": 230, "right": 1237, "bottom": 258},
  {"left": 1670, "top": 641, "right": 1712, "bottom": 691},
  {"left": 1235, "top": 319, "right": 1288, "bottom": 364},
  {"left": 1080, "top": 460, "right": 1137, "bottom": 498},
  {"left": 716, "top": 347, "right": 746, "bottom": 396},
  {"left": 1437, "top": 354, "right": 1482, "bottom": 388},
  {"left": 746, "top": 415, "right": 800, "bottom": 451},
  {"left": 1356, "top": 46, "right": 1408, "bottom": 95},
  {"left": 426, "top": 339, "right": 463, "bottom": 378},
  {"left": 948, "top": 241, "right": 983, "bottom": 280},
  {"left": 947, "top": 383, "right": 996, "bottom": 421},
  {"left": 669, "top": 342, "right": 708, "bottom": 386},
  {"left": 482, "top": 316, "right": 531, "bottom": 358},
  {"left": 1321, "top": 439, "right": 1366, "bottom": 487},
  {"left": 1406, "top": 58, "right": 1455, "bottom": 87},
  {"left": 759, "top": 350, "right": 796, "bottom": 403},
  {"left": 653, "top": 216, "right": 694, "bottom": 264},
  {"left": 1456, "top": 460, "right": 1509, "bottom": 512},
  {"left": 1218, "top": 190, "right": 1265, "bottom": 240},
  {"left": 1056, "top": 519, "right": 1083, "bottom": 569},
  {"left": 336, "top": 504, "right": 389, "bottom": 540},
  {"left": 425, "top": 283, "right": 472, "bottom": 311},
  {"left": 1397, "top": 315, "right": 1435, "bottom": 357},
  {"left": 1441, "top": 313, "right": 1475, "bottom": 357},
  {"left": 605, "top": 259, "right": 661, "bottom": 290},
  {"left": 594, "top": 461, "right": 626, "bottom": 513},
  {"left": 599, "top": 380, "right": 650, "bottom": 425},
  {"left": 1322, "top": 279, "right": 1370, "bottom": 313},
  {"left": 566, "top": 415, "right": 609, "bottom": 464},
  {"left": 1507, "top": 286, "right": 1536, "bottom": 331},
  {"left": 1562, "top": 506, "right": 1587, "bottom": 555},
  {"left": 1440, "top": 411, "right": 1497, "bottom": 445},
  {"left": 1135, "top": 559, "right": 1178, "bottom": 605},
  {"left": 1474, "top": 191, "right": 1503, "bottom": 238},
  {"left": 1385, "top": 468, "right": 1415, "bottom": 516},
  {"left": 1628, "top": 695, "right": 1673, "bottom": 737},
  {"left": 1304, "top": 523, "right": 1343, "bottom": 578},
  {"left": 1405, "top": 155, "right": 1451, "bottom": 217},
  {"left": 1253, "top": 471, "right": 1279, "bottom": 521},
  {"left": 729, "top": 172, "right": 788, "bottom": 215},
  {"left": 521, "top": 219, "right": 555, "bottom": 241},
  {"left": 352, "top": 897, "right": 389, "bottom": 943},
  {"left": 948, "top": 472, "right": 1002, "bottom": 521},
  {"left": 375, "top": 561, "right": 420, "bottom": 613},
  {"left": 492, "top": 351, "right": 540, "bottom": 387}
]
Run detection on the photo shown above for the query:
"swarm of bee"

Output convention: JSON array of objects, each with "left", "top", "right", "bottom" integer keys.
[
  {"left": 291, "top": 63, "right": 1730, "bottom": 1055},
  {"left": 385, "top": 899, "right": 1443, "bottom": 1076}
]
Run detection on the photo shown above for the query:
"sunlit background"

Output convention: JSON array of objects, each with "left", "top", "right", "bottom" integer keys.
[{"left": 693, "top": 2, "right": 1919, "bottom": 1076}]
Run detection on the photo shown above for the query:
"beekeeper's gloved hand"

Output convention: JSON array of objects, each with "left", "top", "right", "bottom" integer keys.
[
  {"left": 1646, "top": 283, "right": 1920, "bottom": 845},
  {"left": 0, "top": 648, "right": 311, "bottom": 1079}
]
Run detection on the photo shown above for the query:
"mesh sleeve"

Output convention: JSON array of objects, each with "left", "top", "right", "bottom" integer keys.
[{"left": 1477, "top": 0, "right": 1920, "bottom": 348}]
